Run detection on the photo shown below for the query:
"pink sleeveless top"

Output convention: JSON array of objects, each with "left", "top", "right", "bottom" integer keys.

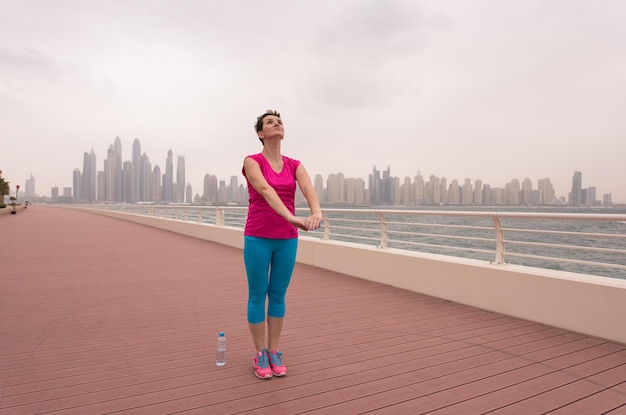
[{"left": 243, "top": 153, "right": 301, "bottom": 239}]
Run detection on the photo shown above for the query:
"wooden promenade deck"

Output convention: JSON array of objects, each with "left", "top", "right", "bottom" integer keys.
[{"left": 1, "top": 206, "right": 625, "bottom": 415}]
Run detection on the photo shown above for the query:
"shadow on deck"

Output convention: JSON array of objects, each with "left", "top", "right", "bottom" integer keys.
[{"left": 1, "top": 206, "right": 625, "bottom": 414}]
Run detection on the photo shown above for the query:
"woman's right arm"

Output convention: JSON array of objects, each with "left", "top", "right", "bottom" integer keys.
[{"left": 243, "top": 157, "right": 307, "bottom": 230}]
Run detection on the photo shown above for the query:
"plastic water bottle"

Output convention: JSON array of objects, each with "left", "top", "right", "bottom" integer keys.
[{"left": 216, "top": 332, "right": 226, "bottom": 366}]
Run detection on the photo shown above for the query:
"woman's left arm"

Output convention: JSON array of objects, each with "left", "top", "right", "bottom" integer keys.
[{"left": 295, "top": 163, "right": 322, "bottom": 231}]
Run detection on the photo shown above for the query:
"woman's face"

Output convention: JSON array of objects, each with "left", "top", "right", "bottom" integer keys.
[{"left": 260, "top": 115, "right": 284, "bottom": 140}]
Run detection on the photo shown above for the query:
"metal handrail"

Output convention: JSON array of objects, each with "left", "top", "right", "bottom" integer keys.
[{"left": 78, "top": 204, "right": 626, "bottom": 279}]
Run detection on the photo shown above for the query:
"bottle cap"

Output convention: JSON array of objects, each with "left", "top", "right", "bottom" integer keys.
[{"left": 219, "top": 332, "right": 225, "bottom": 336}]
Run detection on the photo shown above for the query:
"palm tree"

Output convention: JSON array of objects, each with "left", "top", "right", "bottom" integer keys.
[{"left": 0, "top": 170, "right": 10, "bottom": 207}]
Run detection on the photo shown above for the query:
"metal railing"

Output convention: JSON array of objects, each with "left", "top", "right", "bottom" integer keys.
[{"left": 84, "top": 204, "right": 626, "bottom": 279}]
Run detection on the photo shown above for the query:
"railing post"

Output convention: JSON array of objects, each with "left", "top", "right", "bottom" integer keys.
[
  {"left": 379, "top": 212, "right": 388, "bottom": 248},
  {"left": 492, "top": 215, "right": 506, "bottom": 264},
  {"left": 216, "top": 208, "right": 225, "bottom": 226},
  {"left": 322, "top": 211, "right": 330, "bottom": 240}
]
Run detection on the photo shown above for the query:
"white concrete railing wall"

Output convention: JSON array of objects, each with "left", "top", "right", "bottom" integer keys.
[{"left": 79, "top": 208, "right": 626, "bottom": 345}]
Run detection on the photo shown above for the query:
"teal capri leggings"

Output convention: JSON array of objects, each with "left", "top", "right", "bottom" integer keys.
[{"left": 244, "top": 236, "right": 298, "bottom": 324}]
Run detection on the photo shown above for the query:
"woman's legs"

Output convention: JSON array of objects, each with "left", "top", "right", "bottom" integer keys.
[
  {"left": 244, "top": 236, "right": 272, "bottom": 352},
  {"left": 267, "top": 316, "right": 284, "bottom": 352},
  {"left": 243, "top": 236, "right": 297, "bottom": 352},
  {"left": 266, "top": 238, "right": 297, "bottom": 351}
]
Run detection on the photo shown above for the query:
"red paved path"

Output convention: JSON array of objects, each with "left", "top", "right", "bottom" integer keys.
[{"left": 1, "top": 206, "right": 625, "bottom": 414}]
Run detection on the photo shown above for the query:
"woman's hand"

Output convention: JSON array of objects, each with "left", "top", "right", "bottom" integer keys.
[
  {"left": 288, "top": 215, "right": 309, "bottom": 231},
  {"left": 288, "top": 213, "right": 322, "bottom": 231},
  {"left": 304, "top": 212, "right": 322, "bottom": 231}
]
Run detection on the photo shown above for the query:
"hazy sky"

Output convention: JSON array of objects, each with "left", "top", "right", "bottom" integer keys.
[{"left": 1, "top": 0, "right": 625, "bottom": 202}]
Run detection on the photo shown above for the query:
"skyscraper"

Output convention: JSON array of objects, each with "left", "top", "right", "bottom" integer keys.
[
  {"left": 25, "top": 174, "right": 35, "bottom": 197},
  {"left": 81, "top": 149, "right": 97, "bottom": 202},
  {"left": 382, "top": 166, "right": 393, "bottom": 205},
  {"left": 428, "top": 175, "right": 441, "bottom": 205},
  {"left": 141, "top": 154, "right": 152, "bottom": 202},
  {"left": 570, "top": 171, "right": 582, "bottom": 206},
  {"left": 345, "top": 177, "right": 365, "bottom": 205},
  {"left": 123, "top": 161, "right": 133, "bottom": 202},
  {"left": 588, "top": 186, "right": 597, "bottom": 206},
  {"left": 414, "top": 172, "right": 425, "bottom": 204},
  {"left": 521, "top": 178, "right": 533, "bottom": 205},
  {"left": 186, "top": 183, "right": 192, "bottom": 204},
  {"left": 314, "top": 174, "right": 325, "bottom": 204},
  {"left": 203, "top": 173, "right": 218, "bottom": 204},
  {"left": 448, "top": 179, "right": 460, "bottom": 205},
  {"left": 152, "top": 165, "right": 162, "bottom": 202},
  {"left": 228, "top": 175, "right": 239, "bottom": 203},
  {"left": 132, "top": 138, "right": 142, "bottom": 203},
  {"left": 462, "top": 178, "right": 473, "bottom": 205},
  {"left": 473, "top": 179, "right": 483, "bottom": 205},
  {"left": 114, "top": 136, "right": 123, "bottom": 202},
  {"left": 176, "top": 155, "right": 185, "bottom": 203},
  {"left": 164, "top": 150, "right": 173, "bottom": 202},
  {"left": 72, "top": 168, "right": 81, "bottom": 202},
  {"left": 369, "top": 166, "right": 383, "bottom": 205},
  {"left": 104, "top": 144, "right": 114, "bottom": 201},
  {"left": 327, "top": 173, "right": 344, "bottom": 204},
  {"left": 538, "top": 178, "right": 556, "bottom": 204}
]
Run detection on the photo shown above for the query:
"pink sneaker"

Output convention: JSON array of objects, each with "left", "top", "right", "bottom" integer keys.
[
  {"left": 253, "top": 349, "right": 272, "bottom": 379},
  {"left": 268, "top": 349, "right": 287, "bottom": 377}
]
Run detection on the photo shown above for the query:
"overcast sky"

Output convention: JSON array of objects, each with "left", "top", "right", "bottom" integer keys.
[{"left": 1, "top": 0, "right": 625, "bottom": 203}]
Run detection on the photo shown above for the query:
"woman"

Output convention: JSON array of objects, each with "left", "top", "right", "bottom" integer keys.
[{"left": 242, "top": 109, "right": 322, "bottom": 379}]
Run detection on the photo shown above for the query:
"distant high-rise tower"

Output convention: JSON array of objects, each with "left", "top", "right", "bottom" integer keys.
[
  {"left": 164, "top": 150, "right": 174, "bottom": 202},
  {"left": 185, "top": 183, "right": 192, "bottom": 204},
  {"left": 96, "top": 171, "right": 105, "bottom": 201},
  {"left": 538, "top": 178, "right": 556, "bottom": 204},
  {"left": 81, "top": 149, "right": 97, "bottom": 202},
  {"left": 382, "top": 166, "right": 393, "bottom": 205},
  {"left": 521, "top": 178, "right": 533, "bottom": 205},
  {"left": 203, "top": 173, "right": 218, "bottom": 203},
  {"left": 141, "top": 153, "right": 152, "bottom": 202},
  {"left": 228, "top": 175, "right": 239, "bottom": 203},
  {"left": 473, "top": 179, "right": 483, "bottom": 205},
  {"left": 345, "top": 177, "right": 365, "bottom": 205},
  {"left": 439, "top": 177, "right": 448, "bottom": 205},
  {"left": 123, "top": 160, "right": 133, "bottom": 202},
  {"left": 448, "top": 179, "right": 460, "bottom": 205},
  {"left": 176, "top": 155, "right": 186, "bottom": 203},
  {"left": 414, "top": 173, "right": 425, "bottom": 204},
  {"left": 114, "top": 136, "right": 123, "bottom": 201},
  {"left": 152, "top": 165, "right": 162, "bottom": 202},
  {"left": 314, "top": 174, "right": 325, "bottom": 204},
  {"left": 132, "top": 138, "right": 142, "bottom": 202},
  {"left": 504, "top": 179, "right": 521, "bottom": 205},
  {"left": 72, "top": 168, "right": 81, "bottom": 202},
  {"left": 587, "top": 186, "right": 597, "bottom": 206},
  {"left": 104, "top": 144, "right": 114, "bottom": 201},
  {"left": 428, "top": 174, "right": 441, "bottom": 204},
  {"left": 570, "top": 171, "right": 582, "bottom": 206},
  {"left": 327, "top": 173, "right": 344, "bottom": 204},
  {"left": 369, "top": 166, "right": 383, "bottom": 205},
  {"left": 461, "top": 178, "right": 473, "bottom": 205},
  {"left": 25, "top": 173, "right": 35, "bottom": 197}
]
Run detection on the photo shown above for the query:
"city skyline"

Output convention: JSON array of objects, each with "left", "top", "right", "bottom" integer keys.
[
  {"left": 16, "top": 136, "right": 615, "bottom": 207},
  {"left": 2, "top": 1, "right": 625, "bottom": 203}
]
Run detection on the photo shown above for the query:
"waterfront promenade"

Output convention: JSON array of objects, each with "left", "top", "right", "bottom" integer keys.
[{"left": 1, "top": 207, "right": 625, "bottom": 414}]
